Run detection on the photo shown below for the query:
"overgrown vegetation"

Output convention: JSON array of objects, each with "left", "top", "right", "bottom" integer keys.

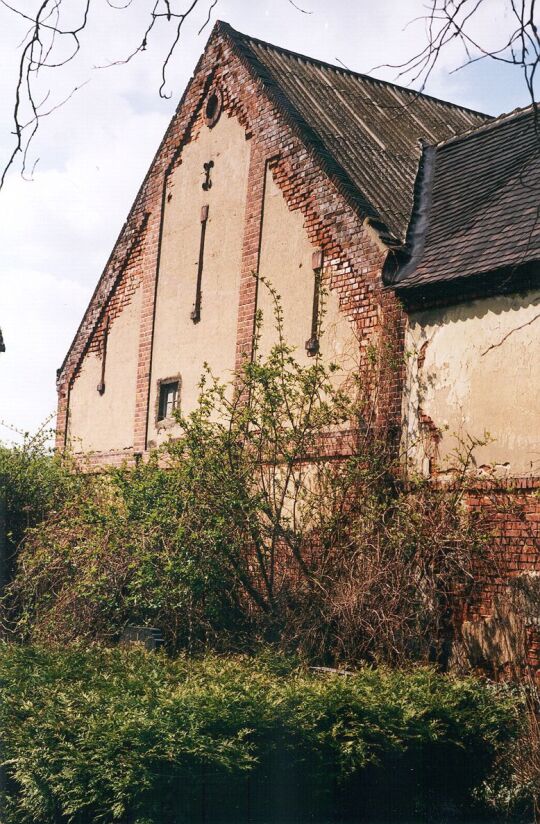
[
  {"left": 1, "top": 294, "right": 533, "bottom": 820},
  {"left": 0, "top": 290, "right": 493, "bottom": 665},
  {"left": 0, "top": 645, "right": 521, "bottom": 824},
  {"left": 0, "top": 425, "right": 84, "bottom": 554}
]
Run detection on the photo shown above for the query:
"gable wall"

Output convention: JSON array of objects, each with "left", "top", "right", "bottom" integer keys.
[{"left": 56, "top": 27, "right": 403, "bottom": 466}]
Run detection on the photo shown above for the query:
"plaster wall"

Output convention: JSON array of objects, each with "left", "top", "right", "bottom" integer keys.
[
  {"left": 147, "top": 114, "right": 250, "bottom": 445},
  {"left": 257, "top": 173, "right": 358, "bottom": 376},
  {"left": 68, "top": 284, "right": 143, "bottom": 453},
  {"left": 403, "top": 289, "right": 540, "bottom": 477}
]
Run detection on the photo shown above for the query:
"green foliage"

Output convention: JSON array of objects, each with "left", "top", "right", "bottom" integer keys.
[
  {"left": 0, "top": 288, "right": 494, "bottom": 662},
  {"left": 0, "top": 645, "right": 519, "bottom": 823},
  {"left": 0, "top": 427, "right": 82, "bottom": 550},
  {"left": 1, "top": 453, "right": 243, "bottom": 648}
]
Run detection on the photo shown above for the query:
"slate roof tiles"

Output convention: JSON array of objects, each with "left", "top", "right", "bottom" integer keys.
[
  {"left": 223, "top": 23, "right": 489, "bottom": 243},
  {"left": 385, "top": 105, "right": 540, "bottom": 291}
]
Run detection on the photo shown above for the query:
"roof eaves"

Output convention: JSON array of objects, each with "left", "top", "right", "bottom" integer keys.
[{"left": 394, "top": 259, "right": 540, "bottom": 309}]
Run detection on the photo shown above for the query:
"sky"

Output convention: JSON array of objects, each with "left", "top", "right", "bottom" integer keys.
[{"left": 0, "top": 0, "right": 532, "bottom": 443}]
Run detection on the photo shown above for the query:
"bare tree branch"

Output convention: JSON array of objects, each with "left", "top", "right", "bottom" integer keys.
[
  {"left": 1, "top": 0, "right": 319, "bottom": 188},
  {"left": 380, "top": 0, "right": 539, "bottom": 105},
  {"left": 0, "top": 0, "right": 219, "bottom": 189}
]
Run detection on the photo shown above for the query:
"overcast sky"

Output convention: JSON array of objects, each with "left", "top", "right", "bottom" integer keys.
[{"left": 0, "top": 0, "right": 531, "bottom": 444}]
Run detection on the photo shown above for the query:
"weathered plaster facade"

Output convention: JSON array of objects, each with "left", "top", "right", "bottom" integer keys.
[
  {"left": 68, "top": 284, "right": 143, "bottom": 453},
  {"left": 257, "top": 174, "right": 359, "bottom": 372},
  {"left": 147, "top": 113, "right": 250, "bottom": 445},
  {"left": 403, "top": 289, "right": 540, "bottom": 477}
]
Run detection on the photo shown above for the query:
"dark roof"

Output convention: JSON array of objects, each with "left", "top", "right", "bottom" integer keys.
[
  {"left": 221, "top": 22, "right": 489, "bottom": 242},
  {"left": 386, "top": 106, "right": 540, "bottom": 292}
]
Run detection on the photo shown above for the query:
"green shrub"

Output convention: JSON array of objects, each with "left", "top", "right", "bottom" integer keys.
[
  {"left": 0, "top": 428, "right": 84, "bottom": 551},
  {"left": 1, "top": 310, "right": 493, "bottom": 664},
  {"left": 0, "top": 645, "right": 519, "bottom": 823}
]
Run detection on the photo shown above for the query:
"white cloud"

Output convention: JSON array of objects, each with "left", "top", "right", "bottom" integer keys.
[{"left": 0, "top": 269, "right": 88, "bottom": 439}]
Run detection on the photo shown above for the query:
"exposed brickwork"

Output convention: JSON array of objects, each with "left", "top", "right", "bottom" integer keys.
[
  {"left": 55, "top": 24, "right": 538, "bottom": 675},
  {"left": 461, "top": 481, "right": 540, "bottom": 674},
  {"left": 56, "top": 23, "right": 405, "bottom": 460}
]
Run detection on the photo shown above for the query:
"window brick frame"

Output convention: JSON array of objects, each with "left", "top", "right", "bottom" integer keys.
[{"left": 155, "top": 375, "right": 182, "bottom": 430}]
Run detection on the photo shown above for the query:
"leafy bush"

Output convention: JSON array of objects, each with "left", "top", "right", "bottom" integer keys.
[
  {"left": 0, "top": 427, "right": 82, "bottom": 551},
  {"left": 0, "top": 645, "right": 519, "bottom": 823},
  {"left": 1, "top": 297, "right": 494, "bottom": 664}
]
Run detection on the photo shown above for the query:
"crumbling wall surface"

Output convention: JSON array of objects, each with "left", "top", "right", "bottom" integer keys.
[
  {"left": 401, "top": 288, "right": 540, "bottom": 677},
  {"left": 403, "top": 289, "right": 540, "bottom": 478}
]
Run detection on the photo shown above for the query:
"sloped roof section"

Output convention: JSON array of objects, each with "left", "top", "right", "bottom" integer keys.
[
  {"left": 221, "top": 22, "right": 489, "bottom": 242},
  {"left": 387, "top": 106, "right": 540, "bottom": 292}
]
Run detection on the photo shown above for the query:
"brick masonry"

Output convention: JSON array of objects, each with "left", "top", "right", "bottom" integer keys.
[
  {"left": 462, "top": 480, "right": 540, "bottom": 674},
  {"left": 55, "top": 23, "right": 539, "bottom": 672}
]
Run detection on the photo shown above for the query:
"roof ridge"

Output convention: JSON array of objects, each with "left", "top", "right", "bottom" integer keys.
[
  {"left": 215, "top": 20, "right": 491, "bottom": 120},
  {"left": 435, "top": 102, "right": 537, "bottom": 148}
]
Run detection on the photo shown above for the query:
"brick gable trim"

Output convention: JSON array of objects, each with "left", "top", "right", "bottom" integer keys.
[
  {"left": 56, "top": 60, "right": 216, "bottom": 393},
  {"left": 56, "top": 23, "right": 405, "bottom": 454}
]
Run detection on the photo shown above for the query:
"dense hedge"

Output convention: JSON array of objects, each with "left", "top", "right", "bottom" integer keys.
[{"left": 0, "top": 645, "right": 520, "bottom": 823}]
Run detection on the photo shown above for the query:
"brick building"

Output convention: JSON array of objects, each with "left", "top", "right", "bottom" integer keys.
[{"left": 56, "top": 23, "right": 539, "bottom": 670}]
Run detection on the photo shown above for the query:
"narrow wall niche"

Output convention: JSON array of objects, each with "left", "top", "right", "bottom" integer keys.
[
  {"left": 191, "top": 204, "right": 209, "bottom": 323},
  {"left": 97, "top": 316, "right": 110, "bottom": 394},
  {"left": 305, "top": 250, "right": 324, "bottom": 357}
]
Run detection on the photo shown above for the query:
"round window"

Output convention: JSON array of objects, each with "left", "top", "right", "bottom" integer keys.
[{"left": 204, "top": 88, "right": 222, "bottom": 127}]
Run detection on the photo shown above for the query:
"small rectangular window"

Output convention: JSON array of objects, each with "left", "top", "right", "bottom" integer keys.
[{"left": 158, "top": 381, "right": 179, "bottom": 421}]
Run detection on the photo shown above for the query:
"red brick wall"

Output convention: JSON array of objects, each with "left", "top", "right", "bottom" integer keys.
[{"left": 462, "top": 479, "right": 540, "bottom": 674}]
